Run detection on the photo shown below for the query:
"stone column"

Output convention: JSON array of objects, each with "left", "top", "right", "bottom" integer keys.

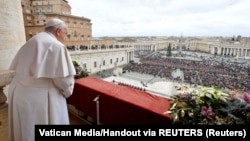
[
  {"left": 0, "top": 0, "right": 25, "bottom": 70},
  {"left": 0, "top": 0, "right": 26, "bottom": 107}
]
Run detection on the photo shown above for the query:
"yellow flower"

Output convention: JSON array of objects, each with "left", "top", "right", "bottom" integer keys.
[
  {"left": 180, "top": 110, "right": 185, "bottom": 117},
  {"left": 177, "top": 101, "right": 188, "bottom": 108},
  {"left": 188, "top": 112, "right": 194, "bottom": 118}
]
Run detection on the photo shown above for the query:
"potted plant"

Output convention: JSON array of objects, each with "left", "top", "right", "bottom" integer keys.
[{"left": 72, "top": 60, "right": 89, "bottom": 79}]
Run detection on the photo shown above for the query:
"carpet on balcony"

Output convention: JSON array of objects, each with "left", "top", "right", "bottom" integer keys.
[{"left": 67, "top": 76, "right": 172, "bottom": 125}]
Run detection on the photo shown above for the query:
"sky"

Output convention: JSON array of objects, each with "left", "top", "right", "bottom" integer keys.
[{"left": 67, "top": 0, "right": 250, "bottom": 37}]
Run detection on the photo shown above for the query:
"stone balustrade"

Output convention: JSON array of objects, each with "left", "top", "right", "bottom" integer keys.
[{"left": 0, "top": 70, "right": 15, "bottom": 108}]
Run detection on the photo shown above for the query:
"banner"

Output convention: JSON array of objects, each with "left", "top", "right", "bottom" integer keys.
[{"left": 35, "top": 125, "right": 250, "bottom": 140}]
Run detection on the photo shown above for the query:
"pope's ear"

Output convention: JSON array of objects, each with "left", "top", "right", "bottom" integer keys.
[{"left": 55, "top": 28, "right": 61, "bottom": 36}]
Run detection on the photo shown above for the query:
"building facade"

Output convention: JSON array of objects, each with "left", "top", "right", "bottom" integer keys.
[
  {"left": 20, "top": 0, "right": 135, "bottom": 75},
  {"left": 21, "top": 0, "right": 92, "bottom": 47}
]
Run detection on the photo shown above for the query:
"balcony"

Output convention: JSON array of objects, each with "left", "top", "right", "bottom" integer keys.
[
  {"left": 0, "top": 70, "right": 90, "bottom": 141},
  {"left": 0, "top": 70, "right": 172, "bottom": 140}
]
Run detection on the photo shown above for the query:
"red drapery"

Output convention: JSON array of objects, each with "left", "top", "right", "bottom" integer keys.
[{"left": 67, "top": 76, "right": 172, "bottom": 125}]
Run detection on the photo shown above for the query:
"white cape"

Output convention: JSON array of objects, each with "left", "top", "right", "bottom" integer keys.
[{"left": 8, "top": 32, "right": 76, "bottom": 141}]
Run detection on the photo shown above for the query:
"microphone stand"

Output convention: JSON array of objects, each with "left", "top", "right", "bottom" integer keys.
[{"left": 93, "top": 95, "right": 100, "bottom": 125}]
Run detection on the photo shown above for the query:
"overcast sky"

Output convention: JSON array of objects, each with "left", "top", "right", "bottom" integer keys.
[{"left": 67, "top": 0, "right": 250, "bottom": 37}]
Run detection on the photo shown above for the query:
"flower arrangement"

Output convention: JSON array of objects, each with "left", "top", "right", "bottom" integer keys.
[
  {"left": 165, "top": 85, "right": 250, "bottom": 125},
  {"left": 72, "top": 60, "right": 89, "bottom": 79}
]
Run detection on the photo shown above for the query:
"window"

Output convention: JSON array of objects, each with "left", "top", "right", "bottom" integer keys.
[
  {"left": 103, "top": 60, "right": 105, "bottom": 66},
  {"left": 82, "top": 63, "right": 87, "bottom": 70}
]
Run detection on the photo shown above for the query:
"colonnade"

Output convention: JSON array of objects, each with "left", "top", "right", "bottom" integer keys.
[
  {"left": 134, "top": 42, "right": 156, "bottom": 52},
  {"left": 211, "top": 45, "right": 250, "bottom": 59}
]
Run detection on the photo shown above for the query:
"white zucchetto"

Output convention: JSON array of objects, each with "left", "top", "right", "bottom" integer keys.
[{"left": 45, "top": 18, "right": 64, "bottom": 28}]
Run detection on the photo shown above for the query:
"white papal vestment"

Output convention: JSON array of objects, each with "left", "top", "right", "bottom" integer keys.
[{"left": 8, "top": 32, "right": 76, "bottom": 141}]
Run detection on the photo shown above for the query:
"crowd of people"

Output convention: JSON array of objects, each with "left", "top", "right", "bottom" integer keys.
[{"left": 123, "top": 51, "right": 250, "bottom": 93}]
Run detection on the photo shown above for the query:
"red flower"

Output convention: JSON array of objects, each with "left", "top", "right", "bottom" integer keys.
[
  {"left": 201, "top": 106, "right": 214, "bottom": 120},
  {"left": 240, "top": 92, "right": 250, "bottom": 102}
]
